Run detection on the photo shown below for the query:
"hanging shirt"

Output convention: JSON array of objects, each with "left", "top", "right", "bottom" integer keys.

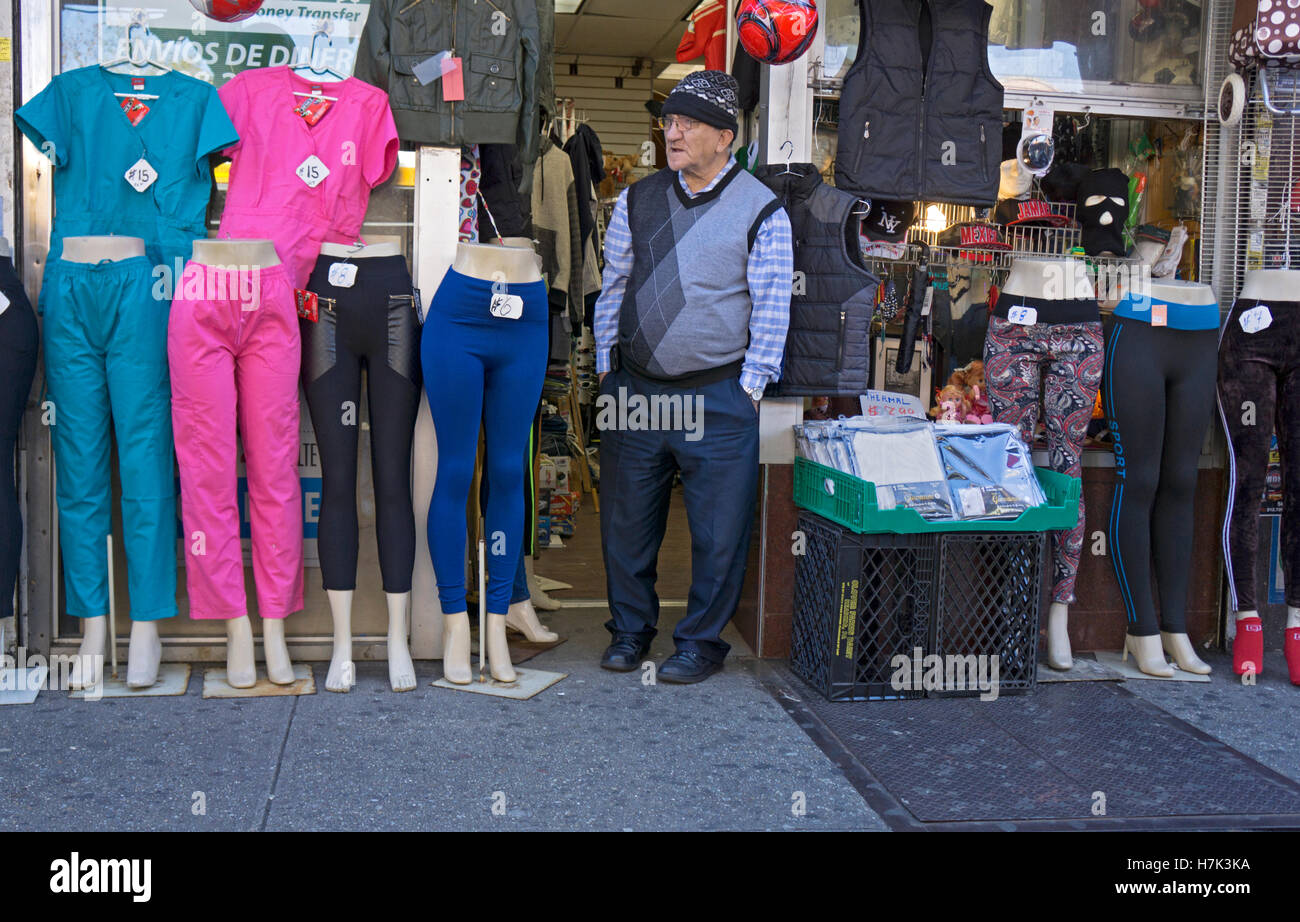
[
  {"left": 216, "top": 67, "right": 399, "bottom": 289},
  {"left": 15, "top": 65, "right": 238, "bottom": 298},
  {"left": 676, "top": 0, "right": 728, "bottom": 72}
]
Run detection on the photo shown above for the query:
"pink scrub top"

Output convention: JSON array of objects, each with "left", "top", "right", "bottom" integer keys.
[{"left": 216, "top": 66, "right": 400, "bottom": 289}]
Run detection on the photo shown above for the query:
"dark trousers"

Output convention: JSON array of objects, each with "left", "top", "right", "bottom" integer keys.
[{"left": 597, "top": 366, "right": 760, "bottom": 663}]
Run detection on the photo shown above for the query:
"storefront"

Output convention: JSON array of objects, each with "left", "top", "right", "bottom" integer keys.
[{"left": 1, "top": 1, "right": 1281, "bottom": 690}]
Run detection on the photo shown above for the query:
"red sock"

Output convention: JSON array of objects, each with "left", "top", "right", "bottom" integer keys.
[
  {"left": 1285, "top": 628, "right": 1300, "bottom": 686},
  {"left": 1234, "top": 617, "right": 1264, "bottom": 677}
]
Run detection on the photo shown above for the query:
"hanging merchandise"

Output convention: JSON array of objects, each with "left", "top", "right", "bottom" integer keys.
[
  {"left": 835, "top": 0, "right": 1003, "bottom": 206},
  {"left": 0, "top": 261, "right": 39, "bottom": 622},
  {"left": 998, "top": 159, "right": 1032, "bottom": 201},
  {"left": 678, "top": 0, "right": 729, "bottom": 72},
  {"left": 301, "top": 249, "right": 422, "bottom": 599},
  {"left": 735, "top": 0, "right": 820, "bottom": 66},
  {"left": 1076, "top": 168, "right": 1130, "bottom": 257},
  {"left": 532, "top": 133, "right": 585, "bottom": 323},
  {"left": 754, "top": 163, "right": 879, "bottom": 396},
  {"left": 861, "top": 198, "right": 916, "bottom": 244},
  {"left": 15, "top": 65, "right": 237, "bottom": 276},
  {"left": 216, "top": 67, "right": 400, "bottom": 288},
  {"left": 354, "top": 0, "right": 542, "bottom": 159}
]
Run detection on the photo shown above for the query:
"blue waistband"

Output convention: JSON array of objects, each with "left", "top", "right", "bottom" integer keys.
[
  {"left": 1114, "top": 293, "right": 1219, "bottom": 330},
  {"left": 432, "top": 267, "right": 549, "bottom": 324}
]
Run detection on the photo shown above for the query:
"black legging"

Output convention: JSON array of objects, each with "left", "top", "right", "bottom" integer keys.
[
  {"left": 301, "top": 254, "right": 422, "bottom": 593},
  {"left": 1104, "top": 316, "right": 1217, "bottom": 636},
  {"left": 1218, "top": 298, "right": 1300, "bottom": 612},
  {"left": 0, "top": 258, "right": 38, "bottom": 619}
]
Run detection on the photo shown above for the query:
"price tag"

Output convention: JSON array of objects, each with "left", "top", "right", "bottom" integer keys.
[
  {"left": 442, "top": 56, "right": 465, "bottom": 101},
  {"left": 921, "top": 286, "right": 934, "bottom": 317},
  {"left": 1239, "top": 305, "right": 1273, "bottom": 334},
  {"left": 1007, "top": 305, "right": 1038, "bottom": 326},
  {"left": 296, "top": 154, "right": 329, "bottom": 188},
  {"left": 489, "top": 292, "right": 523, "bottom": 320},
  {"left": 294, "top": 95, "right": 333, "bottom": 126},
  {"left": 124, "top": 158, "right": 157, "bottom": 192},
  {"left": 413, "top": 52, "right": 451, "bottom": 86},
  {"left": 328, "top": 262, "right": 357, "bottom": 288},
  {"left": 120, "top": 96, "right": 149, "bottom": 126},
  {"left": 1151, "top": 303, "right": 1167, "bottom": 327},
  {"left": 295, "top": 288, "right": 319, "bottom": 323}
]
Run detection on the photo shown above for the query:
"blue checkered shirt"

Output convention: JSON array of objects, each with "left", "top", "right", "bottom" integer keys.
[{"left": 594, "top": 156, "right": 793, "bottom": 395}]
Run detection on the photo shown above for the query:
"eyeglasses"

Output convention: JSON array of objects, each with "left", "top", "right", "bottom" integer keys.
[{"left": 656, "top": 115, "right": 703, "bottom": 133}]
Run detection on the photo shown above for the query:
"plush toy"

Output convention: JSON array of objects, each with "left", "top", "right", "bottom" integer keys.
[
  {"left": 930, "top": 360, "right": 992, "bottom": 424},
  {"left": 930, "top": 384, "right": 970, "bottom": 423}
]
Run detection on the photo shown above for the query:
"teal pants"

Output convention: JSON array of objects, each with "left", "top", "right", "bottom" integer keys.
[{"left": 42, "top": 257, "right": 177, "bottom": 620}]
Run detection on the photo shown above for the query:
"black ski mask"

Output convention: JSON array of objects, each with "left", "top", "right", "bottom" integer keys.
[{"left": 1077, "top": 168, "right": 1129, "bottom": 257}]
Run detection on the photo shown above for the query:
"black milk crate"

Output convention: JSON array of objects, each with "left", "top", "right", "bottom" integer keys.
[
  {"left": 790, "top": 512, "right": 936, "bottom": 701},
  {"left": 790, "top": 512, "right": 1045, "bottom": 701}
]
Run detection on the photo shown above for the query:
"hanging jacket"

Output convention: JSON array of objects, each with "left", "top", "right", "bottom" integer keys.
[
  {"left": 354, "top": 0, "right": 541, "bottom": 165},
  {"left": 676, "top": 1, "right": 728, "bottom": 72},
  {"left": 532, "top": 135, "right": 584, "bottom": 323},
  {"left": 755, "top": 164, "right": 878, "bottom": 397},
  {"left": 835, "top": 0, "right": 1004, "bottom": 207}
]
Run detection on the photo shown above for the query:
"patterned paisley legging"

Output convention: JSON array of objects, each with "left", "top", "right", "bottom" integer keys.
[{"left": 984, "top": 317, "right": 1105, "bottom": 603}]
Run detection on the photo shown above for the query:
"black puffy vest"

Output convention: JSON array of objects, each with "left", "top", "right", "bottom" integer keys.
[
  {"left": 755, "top": 166, "right": 878, "bottom": 397},
  {"left": 835, "top": 0, "right": 1004, "bottom": 207}
]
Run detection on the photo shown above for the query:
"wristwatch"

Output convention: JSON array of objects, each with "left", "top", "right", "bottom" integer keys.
[{"left": 743, "top": 385, "right": 764, "bottom": 402}]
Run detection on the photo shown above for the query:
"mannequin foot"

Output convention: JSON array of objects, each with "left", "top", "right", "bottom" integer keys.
[
  {"left": 1284, "top": 628, "right": 1300, "bottom": 686},
  {"left": 262, "top": 620, "right": 295, "bottom": 685},
  {"left": 442, "top": 612, "right": 472, "bottom": 685},
  {"left": 1044, "top": 601, "right": 1073, "bottom": 671},
  {"left": 1233, "top": 614, "right": 1264, "bottom": 677},
  {"left": 325, "top": 650, "right": 355, "bottom": 693},
  {"left": 388, "top": 633, "right": 417, "bottom": 692},
  {"left": 486, "top": 613, "right": 517, "bottom": 683},
  {"left": 1160, "top": 631, "right": 1211, "bottom": 675},
  {"left": 1123, "top": 634, "right": 1174, "bottom": 678},
  {"left": 69, "top": 616, "right": 107, "bottom": 690},
  {"left": 126, "top": 621, "right": 162, "bottom": 688},
  {"left": 525, "top": 557, "right": 562, "bottom": 611},
  {"left": 226, "top": 616, "right": 257, "bottom": 689},
  {"left": 505, "top": 599, "right": 558, "bottom": 643}
]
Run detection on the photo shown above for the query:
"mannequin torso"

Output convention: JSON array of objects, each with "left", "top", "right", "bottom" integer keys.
[
  {"left": 320, "top": 235, "right": 403, "bottom": 260},
  {"left": 1240, "top": 269, "right": 1300, "bottom": 301},
  {"left": 1148, "top": 279, "right": 1215, "bottom": 305},
  {"left": 62, "top": 235, "right": 145, "bottom": 263},
  {"left": 1002, "top": 257, "right": 1096, "bottom": 301},
  {"left": 192, "top": 238, "right": 280, "bottom": 267},
  {"left": 452, "top": 242, "right": 543, "bottom": 284}
]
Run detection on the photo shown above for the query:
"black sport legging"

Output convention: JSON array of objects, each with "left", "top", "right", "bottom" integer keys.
[
  {"left": 1218, "top": 298, "right": 1300, "bottom": 611},
  {"left": 1104, "top": 316, "right": 1217, "bottom": 636},
  {"left": 0, "top": 257, "right": 38, "bottom": 619},
  {"left": 301, "top": 254, "right": 422, "bottom": 593}
]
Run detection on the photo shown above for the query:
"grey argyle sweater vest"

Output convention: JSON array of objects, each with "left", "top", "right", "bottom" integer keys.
[{"left": 617, "top": 162, "right": 782, "bottom": 382}]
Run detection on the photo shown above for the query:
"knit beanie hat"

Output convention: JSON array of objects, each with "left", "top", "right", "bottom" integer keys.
[{"left": 661, "top": 70, "right": 741, "bottom": 135}]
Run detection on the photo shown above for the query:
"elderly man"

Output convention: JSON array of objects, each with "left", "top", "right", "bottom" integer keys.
[{"left": 595, "top": 71, "right": 793, "bottom": 684}]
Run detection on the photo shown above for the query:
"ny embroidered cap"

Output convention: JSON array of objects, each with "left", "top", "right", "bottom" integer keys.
[
  {"left": 993, "top": 197, "right": 1071, "bottom": 228},
  {"left": 661, "top": 70, "right": 741, "bottom": 134},
  {"left": 937, "top": 222, "right": 1010, "bottom": 260},
  {"left": 861, "top": 198, "right": 917, "bottom": 243}
]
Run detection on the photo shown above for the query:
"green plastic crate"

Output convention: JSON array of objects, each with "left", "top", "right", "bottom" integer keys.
[{"left": 793, "top": 456, "right": 1080, "bottom": 535}]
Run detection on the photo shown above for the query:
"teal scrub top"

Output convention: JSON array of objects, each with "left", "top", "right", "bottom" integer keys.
[{"left": 15, "top": 65, "right": 239, "bottom": 290}]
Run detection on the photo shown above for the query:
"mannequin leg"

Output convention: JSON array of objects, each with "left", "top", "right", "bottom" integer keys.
[
  {"left": 325, "top": 589, "right": 355, "bottom": 692},
  {"left": 411, "top": 397, "right": 445, "bottom": 657},
  {"left": 125, "top": 621, "right": 162, "bottom": 688},
  {"left": 1233, "top": 609, "right": 1265, "bottom": 677},
  {"left": 387, "top": 592, "right": 417, "bottom": 691},
  {"left": 69, "top": 615, "right": 107, "bottom": 690},
  {"left": 506, "top": 542, "right": 558, "bottom": 642},
  {"left": 226, "top": 615, "right": 256, "bottom": 688},
  {"left": 1285, "top": 606, "right": 1300, "bottom": 685},
  {"left": 261, "top": 619, "right": 295, "bottom": 685},
  {"left": 1045, "top": 602, "right": 1073, "bottom": 671},
  {"left": 1123, "top": 632, "right": 1174, "bottom": 678},
  {"left": 442, "top": 612, "right": 472, "bottom": 684}
]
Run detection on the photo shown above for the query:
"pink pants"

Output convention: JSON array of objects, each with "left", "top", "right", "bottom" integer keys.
[{"left": 168, "top": 261, "right": 303, "bottom": 620}]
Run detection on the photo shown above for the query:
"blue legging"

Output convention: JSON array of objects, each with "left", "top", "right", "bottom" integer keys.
[{"left": 421, "top": 268, "right": 548, "bottom": 615}]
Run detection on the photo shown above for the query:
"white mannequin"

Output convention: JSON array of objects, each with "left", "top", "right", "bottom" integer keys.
[
  {"left": 436, "top": 242, "right": 544, "bottom": 684},
  {"left": 188, "top": 238, "right": 295, "bottom": 689},
  {"left": 312, "top": 236, "right": 418, "bottom": 693},
  {"left": 1114, "top": 278, "right": 1215, "bottom": 677},
  {"left": 490, "top": 236, "right": 559, "bottom": 641},
  {"left": 1231, "top": 271, "right": 1300, "bottom": 648},
  {"left": 1001, "top": 259, "right": 1095, "bottom": 672},
  {"left": 60, "top": 236, "right": 164, "bottom": 690}
]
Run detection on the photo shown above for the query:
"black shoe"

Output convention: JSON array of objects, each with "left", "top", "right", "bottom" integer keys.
[
  {"left": 657, "top": 650, "right": 722, "bottom": 684},
  {"left": 600, "top": 635, "right": 651, "bottom": 672}
]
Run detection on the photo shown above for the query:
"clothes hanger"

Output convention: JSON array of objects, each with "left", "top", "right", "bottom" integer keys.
[
  {"left": 291, "top": 21, "right": 346, "bottom": 87},
  {"left": 101, "top": 10, "right": 170, "bottom": 87},
  {"left": 777, "top": 140, "right": 804, "bottom": 176}
]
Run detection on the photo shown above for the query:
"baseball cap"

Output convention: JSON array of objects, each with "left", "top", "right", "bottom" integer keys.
[
  {"left": 861, "top": 199, "right": 917, "bottom": 243},
  {"left": 993, "top": 198, "right": 1071, "bottom": 228},
  {"left": 937, "top": 222, "right": 1010, "bottom": 260}
]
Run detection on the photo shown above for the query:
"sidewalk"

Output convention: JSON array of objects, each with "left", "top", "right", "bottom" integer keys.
[{"left": 6, "top": 606, "right": 1299, "bottom": 831}]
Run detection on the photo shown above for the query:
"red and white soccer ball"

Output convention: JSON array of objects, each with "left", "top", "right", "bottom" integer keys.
[
  {"left": 188, "top": 0, "right": 264, "bottom": 23},
  {"left": 736, "top": 0, "right": 819, "bottom": 66}
]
